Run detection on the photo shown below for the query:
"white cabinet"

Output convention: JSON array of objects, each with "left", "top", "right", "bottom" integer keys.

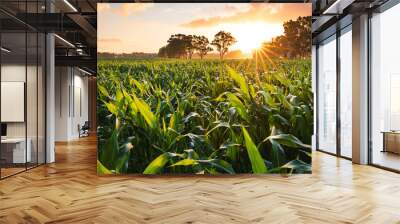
[{"left": 1, "top": 138, "right": 32, "bottom": 163}]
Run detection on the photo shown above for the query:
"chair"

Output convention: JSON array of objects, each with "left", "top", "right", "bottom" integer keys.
[{"left": 78, "top": 121, "right": 90, "bottom": 138}]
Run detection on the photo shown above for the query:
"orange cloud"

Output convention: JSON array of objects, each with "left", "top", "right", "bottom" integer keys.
[
  {"left": 97, "top": 3, "right": 154, "bottom": 16},
  {"left": 113, "top": 3, "right": 153, "bottom": 16},
  {"left": 97, "top": 3, "right": 110, "bottom": 13},
  {"left": 181, "top": 3, "right": 311, "bottom": 28}
]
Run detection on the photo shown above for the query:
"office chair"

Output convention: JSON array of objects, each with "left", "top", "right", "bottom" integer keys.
[{"left": 79, "top": 121, "right": 90, "bottom": 138}]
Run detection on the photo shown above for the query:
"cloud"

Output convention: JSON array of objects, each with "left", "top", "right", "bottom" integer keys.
[
  {"left": 181, "top": 3, "right": 311, "bottom": 28},
  {"left": 97, "top": 3, "right": 110, "bottom": 13},
  {"left": 97, "top": 3, "right": 154, "bottom": 16},
  {"left": 223, "top": 4, "right": 238, "bottom": 12},
  {"left": 98, "top": 38, "right": 122, "bottom": 43},
  {"left": 98, "top": 38, "right": 124, "bottom": 53},
  {"left": 113, "top": 3, "right": 154, "bottom": 16}
]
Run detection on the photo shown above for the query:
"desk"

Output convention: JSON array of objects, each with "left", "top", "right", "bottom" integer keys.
[
  {"left": 382, "top": 131, "right": 400, "bottom": 154},
  {"left": 1, "top": 138, "right": 31, "bottom": 163}
]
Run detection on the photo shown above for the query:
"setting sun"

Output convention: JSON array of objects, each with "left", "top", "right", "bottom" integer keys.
[
  {"left": 237, "top": 38, "right": 263, "bottom": 54},
  {"left": 227, "top": 23, "right": 283, "bottom": 54}
]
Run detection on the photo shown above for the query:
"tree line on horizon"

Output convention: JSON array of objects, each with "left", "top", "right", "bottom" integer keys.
[
  {"left": 158, "top": 16, "right": 311, "bottom": 60},
  {"left": 158, "top": 31, "right": 236, "bottom": 60}
]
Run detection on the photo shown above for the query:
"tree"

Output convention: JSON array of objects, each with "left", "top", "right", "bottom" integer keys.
[
  {"left": 283, "top": 16, "right": 311, "bottom": 58},
  {"left": 296, "top": 16, "right": 312, "bottom": 58},
  {"left": 167, "top": 34, "right": 189, "bottom": 58},
  {"left": 184, "top": 35, "right": 196, "bottom": 59},
  {"left": 193, "top": 35, "right": 213, "bottom": 59},
  {"left": 211, "top": 31, "right": 236, "bottom": 60},
  {"left": 158, "top": 46, "right": 167, "bottom": 57},
  {"left": 261, "top": 35, "right": 289, "bottom": 58},
  {"left": 260, "top": 16, "right": 311, "bottom": 59},
  {"left": 159, "top": 34, "right": 197, "bottom": 59}
]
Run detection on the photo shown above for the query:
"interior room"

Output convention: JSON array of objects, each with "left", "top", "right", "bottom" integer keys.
[
  {"left": 0, "top": 0, "right": 399, "bottom": 223},
  {"left": 0, "top": 6, "right": 46, "bottom": 178},
  {"left": 0, "top": 0, "right": 96, "bottom": 179},
  {"left": 370, "top": 2, "right": 400, "bottom": 171}
]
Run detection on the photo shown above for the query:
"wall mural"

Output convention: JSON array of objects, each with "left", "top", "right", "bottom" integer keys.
[{"left": 97, "top": 3, "right": 313, "bottom": 175}]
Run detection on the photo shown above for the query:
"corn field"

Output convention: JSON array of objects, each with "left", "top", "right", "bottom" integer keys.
[{"left": 97, "top": 59, "right": 313, "bottom": 175}]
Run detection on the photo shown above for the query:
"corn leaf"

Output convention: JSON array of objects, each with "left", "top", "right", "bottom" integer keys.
[
  {"left": 98, "top": 85, "right": 109, "bottom": 98},
  {"left": 226, "top": 93, "right": 248, "bottom": 121},
  {"left": 281, "top": 159, "right": 311, "bottom": 173},
  {"left": 115, "top": 143, "right": 132, "bottom": 174},
  {"left": 97, "top": 160, "right": 113, "bottom": 175},
  {"left": 99, "top": 130, "right": 119, "bottom": 170},
  {"left": 170, "top": 159, "right": 198, "bottom": 167},
  {"left": 242, "top": 127, "right": 267, "bottom": 174},
  {"left": 104, "top": 102, "right": 118, "bottom": 115},
  {"left": 133, "top": 95, "right": 157, "bottom": 128},
  {"left": 143, "top": 152, "right": 181, "bottom": 174},
  {"left": 226, "top": 66, "right": 249, "bottom": 98},
  {"left": 209, "top": 159, "right": 235, "bottom": 174},
  {"left": 263, "top": 134, "right": 311, "bottom": 149}
]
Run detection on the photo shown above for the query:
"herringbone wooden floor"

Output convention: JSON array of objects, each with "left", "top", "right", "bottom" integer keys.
[{"left": 1, "top": 136, "right": 400, "bottom": 224}]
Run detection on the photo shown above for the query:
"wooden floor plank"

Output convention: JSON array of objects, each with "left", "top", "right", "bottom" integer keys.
[{"left": 0, "top": 136, "right": 399, "bottom": 223}]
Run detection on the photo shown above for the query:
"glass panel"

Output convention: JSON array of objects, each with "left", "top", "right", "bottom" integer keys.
[
  {"left": 26, "top": 0, "right": 38, "bottom": 169},
  {"left": 27, "top": 30, "right": 38, "bottom": 169},
  {"left": 0, "top": 1, "right": 46, "bottom": 178},
  {"left": 339, "top": 27, "right": 352, "bottom": 158},
  {"left": 1, "top": 30, "right": 27, "bottom": 177},
  {"left": 318, "top": 35, "right": 337, "bottom": 154},
  {"left": 371, "top": 4, "right": 400, "bottom": 171},
  {"left": 38, "top": 32, "right": 45, "bottom": 165}
]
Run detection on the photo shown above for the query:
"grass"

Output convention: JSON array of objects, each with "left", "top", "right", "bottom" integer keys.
[{"left": 97, "top": 58, "right": 313, "bottom": 174}]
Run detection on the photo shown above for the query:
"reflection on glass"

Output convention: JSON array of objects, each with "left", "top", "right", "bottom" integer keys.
[
  {"left": 340, "top": 27, "right": 352, "bottom": 158},
  {"left": 27, "top": 31, "right": 38, "bottom": 169},
  {"left": 318, "top": 35, "right": 337, "bottom": 154},
  {"left": 38, "top": 33, "right": 46, "bottom": 165},
  {"left": 0, "top": 1, "right": 47, "bottom": 179},
  {"left": 371, "top": 3, "right": 400, "bottom": 171},
  {"left": 1, "top": 31, "right": 27, "bottom": 177}
]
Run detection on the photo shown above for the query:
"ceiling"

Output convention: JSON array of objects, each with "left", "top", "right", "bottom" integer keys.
[
  {"left": 0, "top": 0, "right": 97, "bottom": 74},
  {"left": 312, "top": 0, "right": 390, "bottom": 43}
]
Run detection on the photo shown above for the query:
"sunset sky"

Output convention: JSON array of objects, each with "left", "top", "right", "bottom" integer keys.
[{"left": 98, "top": 3, "right": 311, "bottom": 54}]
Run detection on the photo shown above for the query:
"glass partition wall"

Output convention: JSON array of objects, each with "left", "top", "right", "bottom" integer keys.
[
  {"left": 370, "top": 3, "right": 400, "bottom": 171},
  {"left": 339, "top": 26, "right": 352, "bottom": 159},
  {"left": 317, "top": 35, "right": 337, "bottom": 154},
  {"left": 316, "top": 25, "right": 352, "bottom": 159},
  {"left": 0, "top": 2, "right": 46, "bottom": 179},
  {"left": 315, "top": 1, "right": 400, "bottom": 171}
]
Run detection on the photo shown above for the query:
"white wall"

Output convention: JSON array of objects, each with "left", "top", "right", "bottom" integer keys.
[
  {"left": 55, "top": 67, "right": 89, "bottom": 141},
  {"left": 1, "top": 65, "right": 38, "bottom": 137},
  {"left": 71, "top": 73, "right": 89, "bottom": 138},
  {"left": 1, "top": 65, "right": 26, "bottom": 139},
  {"left": 55, "top": 66, "right": 70, "bottom": 141}
]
